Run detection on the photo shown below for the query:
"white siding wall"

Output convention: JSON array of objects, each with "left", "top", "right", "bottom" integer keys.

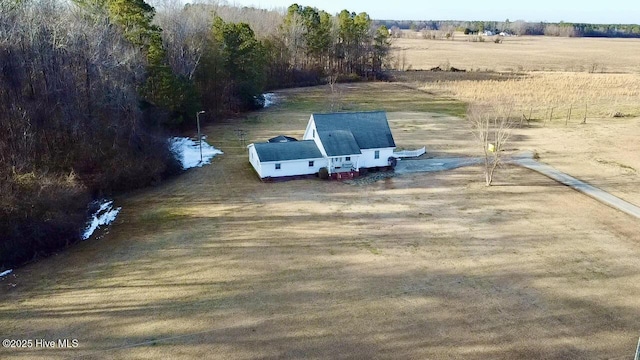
[
  {"left": 329, "top": 155, "right": 361, "bottom": 173},
  {"left": 248, "top": 145, "right": 263, "bottom": 178},
  {"left": 359, "top": 147, "right": 395, "bottom": 168},
  {"left": 302, "top": 117, "right": 316, "bottom": 140},
  {"left": 303, "top": 118, "right": 328, "bottom": 157},
  {"left": 259, "top": 158, "right": 326, "bottom": 179}
]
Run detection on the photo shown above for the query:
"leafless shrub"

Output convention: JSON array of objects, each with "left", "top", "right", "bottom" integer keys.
[
  {"left": 468, "top": 35, "right": 485, "bottom": 42},
  {"left": 421, "top": 29, "right": 437, "bottom": 40}
]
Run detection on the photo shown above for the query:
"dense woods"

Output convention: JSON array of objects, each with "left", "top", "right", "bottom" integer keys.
[
  {"left": 0, "top": 0, "right": 392, "bottom": 270},
  {"left": 0, "top": 0, "right": 181, "bottom": 269}
]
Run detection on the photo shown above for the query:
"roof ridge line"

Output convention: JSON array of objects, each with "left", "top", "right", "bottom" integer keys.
[{"left": 312, "top": 110, "right": 385, "bottom": 116}]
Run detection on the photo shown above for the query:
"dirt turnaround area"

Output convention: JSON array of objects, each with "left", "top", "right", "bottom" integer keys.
[{"left": 1, "top": 83, "right": 640, "bottom": 359}]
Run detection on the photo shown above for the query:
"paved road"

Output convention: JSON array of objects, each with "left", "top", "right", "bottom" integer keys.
[{"left": 395, "top": 153, "right": 640, "bottom": 219}]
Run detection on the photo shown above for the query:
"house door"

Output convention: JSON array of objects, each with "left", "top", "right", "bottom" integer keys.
[{"left": 332, "top": 157, "right": 342, "bottom": 169}]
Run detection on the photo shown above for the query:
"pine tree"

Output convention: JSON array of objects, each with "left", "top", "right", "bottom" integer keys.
[{"left": 77, "top": 0, "right": 199, "bottom": 125}]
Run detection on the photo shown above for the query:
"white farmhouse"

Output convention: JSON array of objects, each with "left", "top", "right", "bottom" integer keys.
[{"left": 247, "top": 111, "right": 396, "bottom": 180}]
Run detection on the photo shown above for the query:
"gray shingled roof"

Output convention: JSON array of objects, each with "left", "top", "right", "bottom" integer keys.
[
  {"left": 318, "top": 130, "right": 362, "bottom": 156},
  {"left": 268, "top": 135, "right": 298, "bottom": 143},
  {"left": 253, "top": 140, "right": 323, "bottom": 162},
  {"left": 312, "top": 111, "right": 396, "bottom": 151}
]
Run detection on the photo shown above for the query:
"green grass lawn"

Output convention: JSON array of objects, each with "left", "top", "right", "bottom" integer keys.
[{"left": 275, "top": 82, "right": 467, "bottom": 117}]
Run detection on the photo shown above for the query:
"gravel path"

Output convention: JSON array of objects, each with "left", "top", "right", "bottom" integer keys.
[
  {"left": 395, "top": 157, "right": 483, "bottom": 174},
  {"left": 510, "top": 156, "right": 640, "bottom": 219}
]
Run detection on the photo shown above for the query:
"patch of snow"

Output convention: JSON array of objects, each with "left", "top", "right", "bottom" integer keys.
[
  {"left": 263, "top": 93, "right": 278, "bottom": 108},
  {"left": 0, "top": 269, "right": 12, "bottom": 278},
  {"left": 83, "top": 200, "right": 121, "bottom": 240},
  {"left": 169, "top": 136, "right": 223, "bottom": 170}
]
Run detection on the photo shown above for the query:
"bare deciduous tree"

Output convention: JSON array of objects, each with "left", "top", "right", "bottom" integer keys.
[
  {"left": 328, "top": 71, "right": 341, "bottom": 111},
  {"left": 467, "top": 104, "right": 514, "bottom": 186},
  {"left": 153, "top": 0, "right": 217, "bottom": 80}
]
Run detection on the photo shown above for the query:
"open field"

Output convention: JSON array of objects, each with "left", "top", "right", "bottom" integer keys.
[
  {"left": 420, "top": 71, "right": 640, "bottom": 119},
  {"left": 393, "top": 35, "right": 640, "bottom": 73},
  {"left": 1, "top": 82, "right": 640, "bottom": 359},
  {"left": 394, "top": 35, "right": 640, "bottom": 126}
]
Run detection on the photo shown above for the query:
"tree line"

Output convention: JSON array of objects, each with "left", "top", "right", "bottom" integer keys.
[
  {"left": 378, "top": 19, "right": 640, "bottom": 38},
  {"left": 279, "top": 5, "right": 391, "bottom": 80},
  {"left": 0, "top": 0, "right": 392, "bottom": 270}
]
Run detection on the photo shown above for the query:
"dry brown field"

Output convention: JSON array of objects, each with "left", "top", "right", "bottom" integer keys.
[
  {"left": 420, "top": 72, "right": 640, "bottom": 120},
  {"left": 1, "top": 82, "right": 640, "bottom": 359},
  {"left": 394, "top": 34, "right": 640, "bottom": 122},
  {"left": 393, "top": 34, "right": 640, "bottom": 73}
]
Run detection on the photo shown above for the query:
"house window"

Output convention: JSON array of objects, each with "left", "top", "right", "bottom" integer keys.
[
  {"left": 312, "top": 129, "right": 315, "bottom": 138},
  {"left": 374, "top": 150, "right": 380, "bottom": 159},
  {"left": 275, "top": 163, "right": 281, "bottom": 170},
  {"left": 309, "top": 160, "right": 314, "bottom": 167},
  {"left": 346, "top": 156, "right": 351, "bottom": 161}
]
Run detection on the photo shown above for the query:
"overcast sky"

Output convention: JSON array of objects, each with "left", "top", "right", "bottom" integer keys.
[{"left": 219, "top": 0, "right": 640, "bottom": 24}]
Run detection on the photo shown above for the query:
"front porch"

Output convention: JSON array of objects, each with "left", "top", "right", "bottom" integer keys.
[
  {"left": 329, "top": 158, "right": 357, "bottom": 174},
  {"left": 330, "top": 170, "right": 359, "bottom": 180}
]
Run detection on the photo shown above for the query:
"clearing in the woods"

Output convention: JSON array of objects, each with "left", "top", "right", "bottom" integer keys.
[{"left": 1, "top": 82, "right": 640, "bottom": 359}]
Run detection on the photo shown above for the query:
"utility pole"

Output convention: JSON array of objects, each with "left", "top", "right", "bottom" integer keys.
[{"left": 197, "top": 111, "right": 205, "bottom": 163}]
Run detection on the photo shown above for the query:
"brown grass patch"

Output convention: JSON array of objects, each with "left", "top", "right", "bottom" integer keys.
[
  {"left": 421, "top": 72, "right": 640, "bottom": 120},
  {"left": 392, "top": 35, "right": 640, "bottom": 73}
]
